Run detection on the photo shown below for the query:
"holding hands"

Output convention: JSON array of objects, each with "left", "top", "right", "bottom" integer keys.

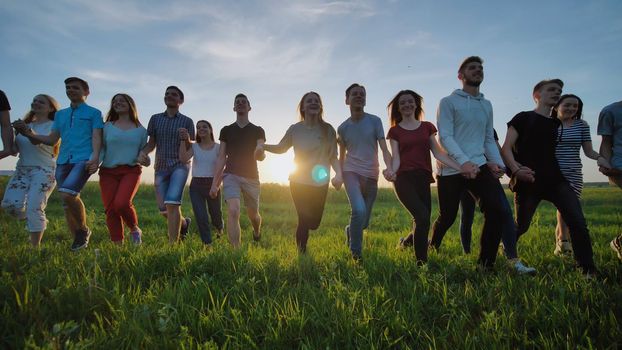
[
  {"left": 486, "top": 162, "right": 506, "bottom": 179},
  {"left": 178, "top": 128, "right": 190, "bottom": 142},
  {"left": 331, "top": 172, "right": 343, "bottom": 190},
  {"left": 382, "top": 168, "right": 396, "bottom": 182},
  {"left": 460, "top": 161, "right": 479, "bottom": 179},
  {"left": 513, "top": 166, "right": 536, "bottom": 183}
]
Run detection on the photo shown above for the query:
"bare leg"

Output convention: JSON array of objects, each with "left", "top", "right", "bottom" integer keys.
[
  {"left": 247, "top": 207, "right": 262, "bottom": 240},
  {"left": 166, "top": 204, "right": 181, "bottom": 244},
  {"left": 226, "top": 199, "right": 241, "bottom": 248},
  {"left": 555, "top": 210, "right": 570, "bottom": 242},
  {"left": 61, "top": 193, "right": 87, "bottom": 236},
  {"left": 30, "top": 232, "right": 43, "bottom": 247}
]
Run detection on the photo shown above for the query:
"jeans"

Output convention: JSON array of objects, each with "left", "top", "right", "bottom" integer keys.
[
  {"left": 55, "top": 161, "right": 91, "bottom": 196},
  {"left": 430, "top": 166, "right": 506, "bottom": 268},
  {"left": 99, "top": 165, "right": 142, "bottom": 242},
  {"left": 393, "top": 170, "right": 432, "bottom": 263},
  {"left": 343, "top": 171, "right": 378, "bottom": 257},
  {"left": 290, "top": 181, "right": 329, "bottom": 251},
  {"left": 189, "top": 177, "right": 223, "bottom": 244},
  {"left": 154, "top": 164, "right": 189, "bottom": 213},
  {"left": 515, "top": 181, "right": 595, "bottom": 272}
]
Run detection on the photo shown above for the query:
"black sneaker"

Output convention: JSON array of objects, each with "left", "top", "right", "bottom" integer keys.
[
  {"left": 71, "top": 229, "right": 91, "bottom": 251},
  {"left": 253, "top": 231, "right": 261, "bottom": 242},
  {"left": 180, "top": 217, "right": 191, "bottom": 241}
]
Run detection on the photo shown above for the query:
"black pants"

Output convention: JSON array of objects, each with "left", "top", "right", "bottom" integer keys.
[
  {"left": 290, "top": 182, "right": 328, "bottom": 251},
  {"left": 430, "top": 166, "right": 507, "bottom": 268},
  {"left": 189, "top": 177, "right": 223, "bottom": 244},
  {"left": 393, "top": 170, "right": 432, "bottom": 263},
  {"left": 515, "top": 181, "right": 595, "bottom": 273}
]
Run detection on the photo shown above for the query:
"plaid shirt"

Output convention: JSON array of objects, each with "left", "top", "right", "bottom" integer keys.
[{"left": 147, "top": 111, "right": 195, "bottom": 171}]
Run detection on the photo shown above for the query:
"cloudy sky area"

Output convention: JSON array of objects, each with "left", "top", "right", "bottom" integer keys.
[{"left": 1, "top": 0, "right": 621, "bottom": 185}]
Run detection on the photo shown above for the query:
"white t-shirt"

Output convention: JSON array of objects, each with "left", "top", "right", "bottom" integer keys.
[
  {"left": 191, "top": 142, "right": 219, "bottom": 178},
  {"left": 16, "top": 121, "right": 56, "bottom": 168}
]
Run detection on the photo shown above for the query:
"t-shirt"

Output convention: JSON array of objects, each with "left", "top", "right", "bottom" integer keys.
[
  {"left": 278, "top": 121, "right": 337, "bottom": 186},
  {"left": 337, "top": 113, "right": 385, "bottom": 179},
  {"left": 507, "top": 111, "right": 565, "bottom": 190},
  {"left": 219, "top": 122, "right": 265, "bottom": 179},
  {"left": 387, "top": 121, "right": 437, "bottom": 183},
  {"left": 556, "top": 119, "right": 591, "bottom": 196},
  {"left": 101, "top": 122, "right": 148, "bottom": 168},
  {"left": 191, "top": 142, "right": 219, "bottom": 178},
  {"left": 0, "top": 90, "right": 10, "bottom": 111},
  {"left": 597, "top": 101, "right": 622, "bottom": 169},
  {"left": 52, "top": 103, "right": 104, "bottom": 164},
  {"left": 16, "top": 121, "right": 55, "bottom": 168}
]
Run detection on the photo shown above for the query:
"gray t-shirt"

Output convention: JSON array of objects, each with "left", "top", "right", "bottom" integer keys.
[
  {"left": 597, "top": 101, "right": 622, "bottom": 169},
  {"left": 337, "top": 113, "right": 385, "bottom": 179},
  {"left": 16, "top": 121, "right": 56, "bottom": 168},
  {"left": 278, "top": 121, "right": 337, "bottom": 186}
]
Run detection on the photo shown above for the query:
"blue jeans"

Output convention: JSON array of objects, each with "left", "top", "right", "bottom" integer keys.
[
  {"left": 343, "top": 171, "right": 378, "bottom": 256},
  {"left": 154, "top": 165, "right": 189, "bottom": 213},
  {"left": 55, "top": 161, "right": 91, "bottom": 196}
]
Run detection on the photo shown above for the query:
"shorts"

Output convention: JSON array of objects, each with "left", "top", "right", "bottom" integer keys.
[
  {"left": 154, "top": 164, "right": 189, "bottom": 212},
  {"left": 55, "top": 161, "right": 91, "bottom": 196},
  {"left": 222, "top": 173, "right": 260, "bottom": 210}
]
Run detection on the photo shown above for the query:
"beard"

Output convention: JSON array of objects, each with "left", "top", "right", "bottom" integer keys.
[{"left": 464, "top": 78, "right": 482, "bottom": 87}]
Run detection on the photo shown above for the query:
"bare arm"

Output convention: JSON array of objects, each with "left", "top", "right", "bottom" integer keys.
[
  {"left": 389, "top": 139, "right": 400, "bottom": 175},
  {"left": 19, "top": 125, "right": 61, "bottom": 147},
  {"left": 430, "top": 135, "right": 461, "bottom": 172},
  {"left": 378, "top": 138, "right": 392, "bottom": 171},
  {"left": 86, "top": 128, "right": 103, "bottom": 173},
  {"left": 209, "top": 141, "right": 227, "bottom": 198},
  {"left": 179, "top": 141, "right": 194, "bottom": 163},
  {"left": 0, "top": 110, "right": 13, "bottom": 158},
  {"left": 501, "top": 126, "right": 534, "bottom": 182},
  {"left": 263, "top": 133, "right": 291, "bottom": 154}
]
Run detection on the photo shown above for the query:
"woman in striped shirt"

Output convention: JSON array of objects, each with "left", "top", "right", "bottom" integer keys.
[{"left": 552, "top": 94, "right": 605, "bottom": 255}]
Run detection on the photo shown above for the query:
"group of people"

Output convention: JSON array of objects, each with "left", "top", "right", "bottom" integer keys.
[{"left": 1, "top": 55, "right": 621, "bottom": 277}]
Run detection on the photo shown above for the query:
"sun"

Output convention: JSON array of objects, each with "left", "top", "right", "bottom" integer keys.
[{"left": 258, "top": 150, "right": 296, "bottom": 185}]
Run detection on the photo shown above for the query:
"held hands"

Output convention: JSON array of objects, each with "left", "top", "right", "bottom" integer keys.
[
  {"left": 331, "top": 174, "right": 343, "bottom": 190},
  {"left": 209, "top": 184, "right": 220, "bottom": 199},
  {"left": 11, "top": 119, "right": 29, "bottom": 134},
  {"left": 382, "top": 168, "right": 396, "bottom": 182},
  {"left": 486, "top": 162, "right": 505, "bottom": 179},
  {"left": 178, "top": 128, "right": 190, "bottom": 142},
  {"left": 137, "top": 151, "right": 150, "bottom": 166},
  {"left": 254, "top": 144, "right": 265, "bottom": 161},
  {"left": 460, "top": 161, "right": 479, "bottom": 179},
  {"left": 514, "top": 166, "right": 535, "bottom": 183},
  {"left": 85, "top": 158, "right": 99, "bottom": 174},
  {"left": 597, "top": 156, "right": 612, "bottom": 171}
]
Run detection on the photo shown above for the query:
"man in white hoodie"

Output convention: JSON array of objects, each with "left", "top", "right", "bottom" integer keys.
[{"left": 430, "top": 56, "right": 532, "bottom": 272}]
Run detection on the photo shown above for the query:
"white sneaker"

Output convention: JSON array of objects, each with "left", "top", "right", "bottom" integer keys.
[
  {"left": 511, "top": 259, "right": 536, "bottom": 275},
  {"left": 554, "top": 240, "right": 573, "bottom": 256}
]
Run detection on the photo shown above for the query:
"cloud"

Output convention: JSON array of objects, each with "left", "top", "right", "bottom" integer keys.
[{"left": 287, "top": 0, "right": 376, "bottom": 19}]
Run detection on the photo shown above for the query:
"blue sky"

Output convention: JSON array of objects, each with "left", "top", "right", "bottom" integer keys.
[{"left": 1, "top": 0, "right": 621, "bottom": 185}]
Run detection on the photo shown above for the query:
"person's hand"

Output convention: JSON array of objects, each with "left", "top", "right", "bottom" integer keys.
[
  {"left": 597, "top": 156, "right": 612, "bottom": 170},
  {"left": 514, "top": 166, "right": 535, "bottom": 183},
  {"left": 178, "top": 128, "right": 190, "bottom": 141},
  {"left": 487, "top": 162, "right": 505, "bottom": 179},
  {"left": 85, "top": 158, "right": 100, "bottom": 174},
  {"left": 254, "top": 146, "right": 265, "bottom": 161},
  {"left": 331, "top": 174, "right": 343, "bottom": 190},
  {"left": 382, "top": 168, "right": 396, "bottom": 182},
  {"left": 209, "top": 184, "right": 219, "bottom": 198},
  {"left": 460, "top": 161, "right": 479, "bottom": 179},
  {"left": 137, "top": 151, "right": 150, "bottom": 166},
  {"left": 600, "top": 166, "right": 622, "bottom": 176},
  {"left": 12, "top": 119, "right": 29, "bottom": 134}
]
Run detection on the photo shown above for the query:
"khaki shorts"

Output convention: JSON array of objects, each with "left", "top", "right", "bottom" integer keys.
[{"left": 222, "top": 173, "right": 260, "bottom": 210}]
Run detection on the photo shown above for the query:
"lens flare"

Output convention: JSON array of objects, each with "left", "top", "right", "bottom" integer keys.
[{"left": 311, "top": 164, "right": 329, "bottom": 184}]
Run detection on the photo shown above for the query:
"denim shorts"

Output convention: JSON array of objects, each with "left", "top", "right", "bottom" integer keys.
[
  {"left": 154, "top": 164, "right": 189, "bottom": 212},
  {"left": 222, "top": 173, "right": 260, "bottom": 210},
  {"left": 55, "top": 161, "right": 91, "bottom": 196}
]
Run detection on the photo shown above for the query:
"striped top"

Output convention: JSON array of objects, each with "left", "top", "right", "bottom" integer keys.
[{"left": 556, "top": 119, "right": 591, "bottom": 197}]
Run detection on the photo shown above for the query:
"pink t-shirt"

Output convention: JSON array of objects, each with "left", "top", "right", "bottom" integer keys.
[{"left": 387, "top": 121, "right": 437, "bottom": 180}]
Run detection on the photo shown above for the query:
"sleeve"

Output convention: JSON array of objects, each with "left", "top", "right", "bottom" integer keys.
[
  {"left": 218, "top": 126, "right": 227, "bottom": 142},
  {"left": 187, "top": 118, "right": 195, "bottom": 140},
  {"left": 140, "top": 127, "right": 148, "bottom": 149},
  {"left": 597, "top": 107, "right": 613, "bottom": 136},
  {"left": 257, "top": 126, "right": 266, "bottom": 142},
  {"left": 92, "top": 108, "right": 104, "bottom": 129},
  {"left": 581, "top": 120, "right": 592, "bottom": 142},
  {"left": 507, "top": 112, "right": 524, "bottom": 133},
  {"left": 327, "top": 125, "right": 338, "bottom": 161},
  {"left": 375, "top": 117, "right": 385, "bottom": 140},
  {"left": 147, "top": 116, "right": 155, "bottom": 137},
  {"left": 387, "top": 126, "right": 396, "bottom": 140},
  {"left": 483, "top": 102, "right": 504, "bottom": 165},
  {"left": 428, "top": 121, "right": 438, "bottom": 136},
  {"left": 437, "top": 97, "right": 470, "bottom": 165},
  {"left": 0, "top": 90, "right": 10, "bottom": 110}
]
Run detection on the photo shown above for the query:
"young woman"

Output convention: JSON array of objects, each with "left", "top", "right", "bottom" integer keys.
[
  {"left": 260, "top": 92, "right": 342, "bottom": 253},
  {"left": 2, "top": 94, "right": 60, "bottom": 247},
  {"left": 386, "top": 90, "right": 462, "bottom": 264},
  {"left": 179, "top": 120, "right": 223, "bottom": 246},
  {"left": 99, "top": 94, "right": 147, "bottom": 244},
  {"left": 552, "top": 94, "right": 607, "bottom": 255}
]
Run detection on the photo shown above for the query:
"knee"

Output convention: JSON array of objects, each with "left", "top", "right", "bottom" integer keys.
[
  {"left": 112, "top": 199, "right": 131, "bottom": 214},
  {"left": 228, "top": 205, "right": 241, "bottom": 219},
  {"left": 351, "top": 205, "right": 366, "bottom": 219},
  {"left": 248, "top": 210, "right": 261, "bottom": 222}
]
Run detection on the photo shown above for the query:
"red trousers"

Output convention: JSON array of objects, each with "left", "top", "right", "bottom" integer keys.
[{"left": 99, "top": 165, "right": 141, "bottom": 242}]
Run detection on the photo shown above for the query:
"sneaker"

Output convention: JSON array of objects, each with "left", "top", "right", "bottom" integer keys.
[
  {"left": 345, "top": 225, "right": 350, "bottom": 246},
  {"left": 180, "top": 217, "right": 191, "bottom": 241},
  {"left": 554, "top": 239, "right": 573, "bottom": 256},
  {"left": 396, "top": 237, "right": 406, "bottom": 250},
  {"left": 611, "top": 236, "right": 622, "bottom": 262},
  {"left": 252, "top": 230, "right": 261, "bottom": 242},
  {"left": 510, "top": 259, "right": 536, "bottom": 275},
  {"left": 130, "top": 228, "right": 143, "bottom": 245},
  {"left": 352, "top": 253, "right": 362, "bottom": 262},
  {"left": 71, "top": 229, "right": 91, "bottom": 251}
]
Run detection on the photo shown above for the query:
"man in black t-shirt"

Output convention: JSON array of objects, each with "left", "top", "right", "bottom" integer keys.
[
  {"left": 210, "top": 94, "right": 266, "bottom": 248},
  {"left": 0, "top": 90, "right": 13, "bottom": 159},
  {"left": 501, "top": 79, "right": 597, "bottom": 276}
]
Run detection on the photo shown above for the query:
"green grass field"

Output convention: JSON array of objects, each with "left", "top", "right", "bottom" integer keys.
[{"left": 1, "top": 178, "right": 621, "bottom": 349}]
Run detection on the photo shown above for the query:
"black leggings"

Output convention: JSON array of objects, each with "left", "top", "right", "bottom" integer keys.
[
  {"left": 290, "top": 182, "right": 328, "bottom": 251},
  {"left": 393, "top": 170, "right": 432, "bottom": 263}
]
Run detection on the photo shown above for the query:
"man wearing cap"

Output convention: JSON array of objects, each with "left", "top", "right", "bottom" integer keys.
[{"left": 14, "top": 77, "right": 103, "bottom": 251}]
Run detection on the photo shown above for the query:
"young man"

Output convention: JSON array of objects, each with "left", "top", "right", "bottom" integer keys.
[
  {"left": 431, "top": 56, "right": 520, "bottom": 271},
  {"left": 209, "top": 94, "right": 265, "bottom": 248},
  {"left": 501, "top": 79, "right": 597, "bottom": 276},
  {"left": 138, "top": 86, "right": 194, "bottom": 244},
  {"left": 14, "top": 77, "right": 103, "bottom": 250},
  {"left": 337, "top": 83, "right": 392, "bottom": 261},
  {"left": 0, "top": 90, "right": 13, "bottom": 159},
  {"left": 597, "top": 100, "right": 622, "bottom": 260}
]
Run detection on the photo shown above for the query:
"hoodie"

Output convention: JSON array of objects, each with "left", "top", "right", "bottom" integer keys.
[{"left": 436, "top": 89, "right": 503, "bottom": 176}]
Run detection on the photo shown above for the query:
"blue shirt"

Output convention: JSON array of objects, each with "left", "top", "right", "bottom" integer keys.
[
  {"left": 101, "top": 122, "right": 148, "bottom": 168},
  {"left": 52, "top": 102, "right": 104, "bottom": 164}
]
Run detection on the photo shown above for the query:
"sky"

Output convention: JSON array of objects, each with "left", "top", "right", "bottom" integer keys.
[{"left": 1, "top": 0, "right": 621, "bottom": 186}]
